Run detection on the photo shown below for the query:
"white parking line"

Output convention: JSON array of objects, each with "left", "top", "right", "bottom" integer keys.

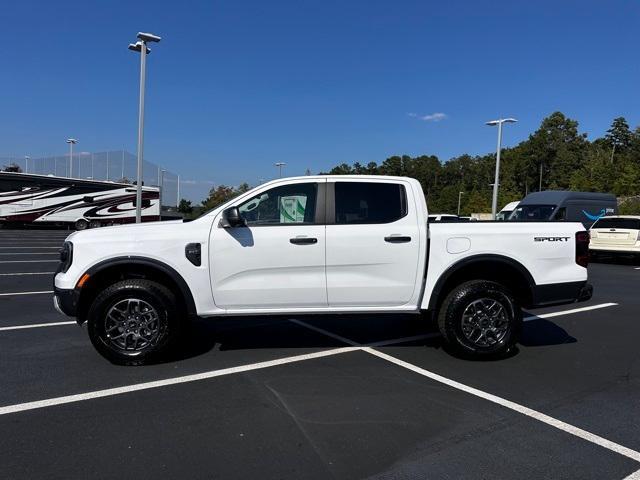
[
  {"left": 0, "top": 260, "right": 59, "bottom": 264},
  {"left": 0, "top": 253, "right": 59, "bottom": 255},
  {"left": 364, "top": 347, "right": 640, "bottom": 463},
  {"left": 0, "top": 321, "right": 76, "bottom": 332},
  {"left": 0, "top": 290, "right": 53, "bottom": 297},
  {"left": 624, "top": 468, "right": 640, "bottom": 479},
  {"left": 0, "top": 245, "right": 60, "bottom": 250},
  {"left": 0, "top": 346, "right": 359, "bottom": 416},
  {"left": 524, "top": 302, "right": 618, "bottom": 321},
  {"left": 289, "top": 317, "right": 640, "bottom": 465},
  {"left": 0, "top": 272, "right": 54, "bottom": 276}
]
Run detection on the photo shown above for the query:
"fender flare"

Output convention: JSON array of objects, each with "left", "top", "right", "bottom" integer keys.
[
  {"left": 427, "top": 254, "right": 536, "bottom": 311},
  {"left": 83, "top": 256, "right": 197, "bottom": 317}
]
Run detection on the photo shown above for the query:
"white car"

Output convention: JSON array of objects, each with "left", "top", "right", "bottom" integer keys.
[
  {"left": 589, "top": 215, "right": 640, "bottom": 256},
  {"left": 54, "top": 175, "right": 592, "bottom": 364}
]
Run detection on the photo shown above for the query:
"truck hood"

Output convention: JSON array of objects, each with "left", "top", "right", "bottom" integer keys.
[{"left": 66, "top": 220, "right": 185, "bottom": 243}]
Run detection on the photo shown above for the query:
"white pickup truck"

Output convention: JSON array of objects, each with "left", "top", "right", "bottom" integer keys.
[{"left": 54, "top": 175, "right": 592, "bottom": 365}]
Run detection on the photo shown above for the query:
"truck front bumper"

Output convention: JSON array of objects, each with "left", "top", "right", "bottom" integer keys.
[
  {"left": 53, "top": 286, "right": 79, "bottom": 318},
  {"left": 531, "top": 281, "right": 593, "bottom": 308}
]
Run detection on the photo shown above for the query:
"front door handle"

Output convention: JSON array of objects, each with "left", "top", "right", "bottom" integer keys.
[
  {"left": 384, "top": 235, "right": 411, "bottom": 243},
  {"left": 290, "top": 237, "right": 318, "bottom": 245}
]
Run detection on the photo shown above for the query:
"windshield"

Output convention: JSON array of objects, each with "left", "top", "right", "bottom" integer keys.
[
  {"left": 592, "top": 217, "right": 640, "bottom": 230},
  {"left": 508, "top": 204, "right": 556, "bottom": 221}
]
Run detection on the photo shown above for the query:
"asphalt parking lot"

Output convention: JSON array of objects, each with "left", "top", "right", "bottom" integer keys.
[{"left": 1, "top": 229, "right": 639, "bottom": 479}]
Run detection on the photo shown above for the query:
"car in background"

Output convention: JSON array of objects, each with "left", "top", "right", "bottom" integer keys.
[
  {"left": 589, "top": 216, "right": 640, "bottom": 258},
  {"left": 508, "top": 191, "right": 617, "bottom": 228},
  {"left": 496, "top": 201, "right": 520, "bottom": 221}
]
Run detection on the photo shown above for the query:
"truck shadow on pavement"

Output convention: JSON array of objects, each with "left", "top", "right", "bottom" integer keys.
[
  {"left": 520, "top": 317, "right": 577, "bottom": 347},
  {"left": 163, "top": 313, "right": 577, "bottom": 363}
]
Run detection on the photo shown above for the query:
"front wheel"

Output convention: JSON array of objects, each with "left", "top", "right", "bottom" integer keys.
[
  {"left": 437, "top": 280, "right": 521, "bottom": 358},
  {"left": 87, "top": 279, "right": 181, "bottom": 365}
]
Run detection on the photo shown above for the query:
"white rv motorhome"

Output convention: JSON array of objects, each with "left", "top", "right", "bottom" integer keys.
[{"left": 0, "top": 171, "right": 160, "bottom": 230}]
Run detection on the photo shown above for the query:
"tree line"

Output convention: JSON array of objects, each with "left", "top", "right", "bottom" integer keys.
[{"left": 187, "top": 111, "right": 640, "bottom": 216}]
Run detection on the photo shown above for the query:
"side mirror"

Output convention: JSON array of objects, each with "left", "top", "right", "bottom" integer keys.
[{"left": 220, "top": 206, "right": 246, "bottom": 228}]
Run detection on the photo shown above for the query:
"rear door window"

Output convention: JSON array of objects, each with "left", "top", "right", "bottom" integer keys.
[{"left": 335, "top": 182, "right": 407, "bottom": 224}]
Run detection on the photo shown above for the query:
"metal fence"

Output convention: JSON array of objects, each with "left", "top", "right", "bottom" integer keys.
[{"left": 1, "top": 150, "right": 180, "bottom": 208}]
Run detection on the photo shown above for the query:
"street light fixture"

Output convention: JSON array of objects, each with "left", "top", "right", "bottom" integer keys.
[
  {"left": 274, "top": 162, "right": 286, "bottom": 178},
  {"left": 485, "top": 118, "right": 517, "bottom": 219},
  {"left": 66, "top": 138, "right": 78, "bottom": 178},
  {"left": 129, "top": 31, "right": 161, "bottom": 223}
]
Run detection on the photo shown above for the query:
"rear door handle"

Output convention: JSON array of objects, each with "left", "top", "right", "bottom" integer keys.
[
  {"left": 290, "top": 237, "right": 318, "bottom": 245},
  {"left": 384, "top": 235, "right": 411, "bottom": 243}
]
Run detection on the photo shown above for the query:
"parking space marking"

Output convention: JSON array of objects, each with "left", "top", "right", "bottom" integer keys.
[
  {"left": 289, "top": 319, "right": 439, "bottom": 347},
  {"left": 0, "top": 260, "right": 59, "bottom": 264},
  {"left": 289, "top": 319, "right": 359, "bottom": 345},
  {"left": 290, "top": 318, "right": 640, "bottom": 465},
  {"left": 624, "top": 468, "right": 640, "bottom": 479},
  {"left": 523, "top": 302, "right": 617, "bottom": 321},
  {"left": 0, "top": 346, "right": 359, "bottom": 416},
  {"left": 0, "top": 253, "right": 59, "bottom": 256},
  {"left": 363, "top": 347, "right": 640, "bottom": 463},
  {"left": 0, "top": 321, "right": 76, "bottom": 332},
  {"left": 0, "top": 272, "right": 54, "bottom": 276},
  {"left": 0, "top": 290, "right": 53, "bottom": 297},
  {"left": 0, "top": 247, "right": 60, "bottom": 249}
]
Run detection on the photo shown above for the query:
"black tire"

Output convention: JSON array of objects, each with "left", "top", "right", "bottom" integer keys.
[
  {"left": 75, "top": 219, "right": 88, "bottom": 231},
  {"left": 87, "top": 279, "right": 181, "bottom": 365},
  {"left": 437, "top": 280, "right": 521, "bottom": 358}
]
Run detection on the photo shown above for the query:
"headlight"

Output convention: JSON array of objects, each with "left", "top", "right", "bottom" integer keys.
[{"left": 59, "top": 241, "right": 73, "bottom": 273}]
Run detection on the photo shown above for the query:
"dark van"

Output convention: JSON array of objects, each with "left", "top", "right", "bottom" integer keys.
[{"left": 508, "top": 191, "right": 617, "bottom": 228}]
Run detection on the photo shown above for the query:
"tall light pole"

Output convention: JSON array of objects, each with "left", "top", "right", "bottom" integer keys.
[
  {"left": 176, "top": 175, "right": 180, "bottom": 207},
  {"left": 457, "top": 191, "right": 464, "bottom": 216},
  {"left": 24, "top": 155, "right": 30, "bottom": 174},
  {"left": 66, "top": 138, "right": 78, "bottom": 178},
  {"left": 274, "top": 162, "right": 286, "bottom": 178},
  {"left": 486, "top": 118, "right": 517, "bottom": 219},
  {"left": 159, "top": 168, "right": 166, "bottom": 221},
  {"left": 129, "top": 31, "right": 161, "bottom": 223}
]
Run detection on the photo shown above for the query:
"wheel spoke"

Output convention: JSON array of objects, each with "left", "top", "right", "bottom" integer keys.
[
  {"left": 104, "top": 298, "right": 162, "bottom": 353},
  {"left": 461, "top": 297, "right": 511, "bottom": 348}
]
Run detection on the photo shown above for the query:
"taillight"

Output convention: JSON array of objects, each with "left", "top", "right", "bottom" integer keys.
[{"left": 575, "top": 231, "right": 589, "bottom": 268}]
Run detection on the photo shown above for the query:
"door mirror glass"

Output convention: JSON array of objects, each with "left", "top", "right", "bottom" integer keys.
[{"left": 220, "top": 206, "right": 246, "bottom": 228}]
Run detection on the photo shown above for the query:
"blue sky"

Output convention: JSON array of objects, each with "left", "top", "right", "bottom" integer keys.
[{"left": 1, "top": 0, "right": 638, "bottom": 201}]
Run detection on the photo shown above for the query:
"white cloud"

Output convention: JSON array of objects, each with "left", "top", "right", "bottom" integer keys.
[{"left": 419, "top": 112, "right": 447, "bottom": 122}]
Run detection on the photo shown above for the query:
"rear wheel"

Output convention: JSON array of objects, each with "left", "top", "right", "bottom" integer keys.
[
  {"left": 75, "top": 219, "right": 88, "bottom": 231},
  {"left": 87, "top": 279, "right": 181, "bottom": 365},
  {"left": 437, "top": 280, "right": 521, "bottom": 358}
]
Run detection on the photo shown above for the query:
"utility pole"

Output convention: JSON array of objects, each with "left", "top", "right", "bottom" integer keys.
[{"left": 457, "top": 191, "right": 464, "bottom": 216}]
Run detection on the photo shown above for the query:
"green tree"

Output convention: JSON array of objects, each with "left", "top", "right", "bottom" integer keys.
[
  {"left": 178, "top": 199, "right": 193, "bottom": 215},
  {"left": 2, "top": 163, "right": 22, "bottom": 172}
]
